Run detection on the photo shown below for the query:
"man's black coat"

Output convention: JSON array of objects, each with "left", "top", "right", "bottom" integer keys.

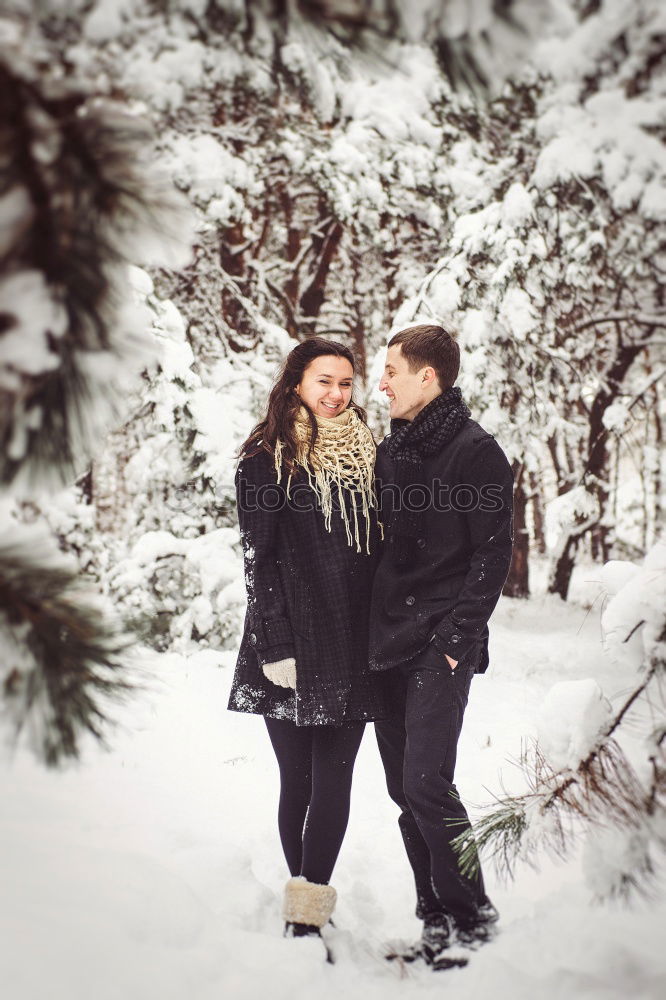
[{"left": 369, "top": 417, "right": 514, "bottom": 674}]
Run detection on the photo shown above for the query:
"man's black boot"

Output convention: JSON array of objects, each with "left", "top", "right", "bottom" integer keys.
[
  {"left": 386, "top": 913, "right": 469, "bottom": 970},
  {"left": 455, "top": 908, "right": 500, "bottom": 950},
  {"left": 421, "top": 913, "right": 469, "bottom": 970}
]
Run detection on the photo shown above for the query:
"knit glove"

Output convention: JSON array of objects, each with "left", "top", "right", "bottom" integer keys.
[{"left": 263, "top": 657, "right": 297, "bottom": 689}]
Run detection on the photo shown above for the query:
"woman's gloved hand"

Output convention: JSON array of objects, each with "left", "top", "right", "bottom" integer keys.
[{"left": 262, "top": 657, "right": 297, "bottom": 689}]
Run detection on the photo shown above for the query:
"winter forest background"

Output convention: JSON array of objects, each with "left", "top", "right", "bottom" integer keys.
[{"left": 1, "top": 2, "right": 665, "bottom": 998}]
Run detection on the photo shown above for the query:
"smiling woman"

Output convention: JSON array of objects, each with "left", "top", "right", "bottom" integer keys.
[
  {"left": 228, "top": 336, "right": 388, "bottom": 956},
  {"left": 294, "top": 355, "right": 353, "bottom": 418}
]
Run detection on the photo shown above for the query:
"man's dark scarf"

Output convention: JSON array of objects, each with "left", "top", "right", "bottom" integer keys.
[{"left": 385, "top": 387, "right": 471, "bottom": 564}]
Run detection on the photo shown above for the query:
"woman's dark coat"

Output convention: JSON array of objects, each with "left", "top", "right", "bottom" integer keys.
[{"left": 228, "top": 448, "right": 388, "bottom": 726}]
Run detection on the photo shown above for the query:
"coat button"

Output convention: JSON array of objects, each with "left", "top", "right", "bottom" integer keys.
[
  {"left": 451, "top": 633, "right": 460, "bottom": 643},
  {"left": 417, "top": 538, "right": 426, "bottom": 549},
  {"left": 405, "top": 595, "right": 416, "bottom": 606},
  {"left": 249, "top": 633, "right": 257, "bottom": 645}
]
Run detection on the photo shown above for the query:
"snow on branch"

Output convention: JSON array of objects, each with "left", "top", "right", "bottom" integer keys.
[
  {"left": 0, "top": 19, "right": 194, "bottom": 765},
  {"left": 0, "top": 521, "right": 137, "bottom": 766},
  {"left": 0, "top": 36, "right": 193, "bottom": 495},
  {"left": 453, "top": 694, "right": 652, "bottom": 881},
  {"left": 573, "top": 314, "right": 666, "bottom": 332},
  {"left": 455, "top": 544, "right": 666, "bottom": 900},
  {"left": 288, "top": 0, "right": 555, "bottom": 93}
]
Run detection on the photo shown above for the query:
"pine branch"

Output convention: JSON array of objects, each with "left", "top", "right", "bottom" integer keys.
[
  {"left": 453, "top": 662, "right": 663, "bottom": 888},
  {"left": 452, "top": 796, "right": 530, "bottom": 882},
  {"left": 0, "top": 522, "right": 139, "bottom": 766},
  {"left": 291, "top": 1, "right": 550, "bottom": 94},
  {"left": 0, "top": 46, "right": 191, "bottom": 493}
]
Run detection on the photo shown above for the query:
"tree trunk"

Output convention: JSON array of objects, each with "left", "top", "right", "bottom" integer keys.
[
  {"left": 281, "top": 188, "right": 301, "bottom": 337},
  {"left": 546, "top": 431, "right": 580, "bottom": 496},
  {"left": 76, "top": 467, "right": 93, "bottom": 505},
  {"left": 91, "top": 432, "right": 129, "bottom": 534},
  {"left": 586, "top": 339, "right": 644, "bottom": 562},
  {"left": 549, "top": 533, "right": 579, "bottom": 601},
  {"left": 649, "top": 383, "right": 662, "bottom": 549},
  {"left": 504, "top": 462, "right": 529, "bottom": 598},
  {"left": 548, "top": 336, "right": 647, "bottom": 598},
  {"left": 529, "top": 469, "right": 547, "bottom": 555},
  {"left": 220, "top": 222, "right": 252, "bottom": 349},
  {"left": 349, "top": 255, "right": 367, "bottom": 381},
  {"left": 590, "top": 522, "right": 610, "bottom": 562},
  {"left": 300, "top": 219, "right": 343, "bottom": 333}
]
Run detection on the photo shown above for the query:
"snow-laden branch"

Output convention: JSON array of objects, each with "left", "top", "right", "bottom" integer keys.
[
  {"left": 574, "top": 315, "right": 666, "bottom": 333},
  {"left": 454, "top": 546, "right": 666, "bottom": 900},
  {"left": 0, "top": 520, "right": 138, "bottom": 766},
  {"left": 0, "top": 47, "right": 193, "bottom": 495}
]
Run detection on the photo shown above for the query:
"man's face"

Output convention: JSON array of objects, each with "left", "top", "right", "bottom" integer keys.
[{"left": 379, "top": 344, "right": 438, "bottom": 422}]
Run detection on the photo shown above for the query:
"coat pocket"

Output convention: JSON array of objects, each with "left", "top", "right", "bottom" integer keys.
[{"left": 416, "top": 595, "right": 457, "bottom": 643}]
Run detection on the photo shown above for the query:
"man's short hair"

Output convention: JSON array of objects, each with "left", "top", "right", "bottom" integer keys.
[{"left": 388, "top": 324, "right": 460, "bottom": 389}]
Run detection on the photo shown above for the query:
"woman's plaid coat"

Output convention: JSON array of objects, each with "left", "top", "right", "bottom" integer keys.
[{"left": 227, "top": 448, "right": 388, "bottom": 727}]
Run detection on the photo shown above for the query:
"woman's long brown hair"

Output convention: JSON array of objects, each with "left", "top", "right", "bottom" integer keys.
[{"left": 238, "top": 338, "right": 369, "bottom": 475}]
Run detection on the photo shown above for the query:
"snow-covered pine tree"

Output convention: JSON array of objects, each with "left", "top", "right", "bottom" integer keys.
[
  {"left": 3, "top": 0, "right": 662, "bottom": 812},
  {"left": 0, "top": 17, "right": 192, "bottom": 763},
  {"left": 15, "top": 0, "right": 556, "bottom": 403},
  {"left": 13, "top": 0, "right": 518, "bottom": 661},
  {"left": 398, "top": 0, "right": 665, "bottom": 598},
  {"left": 453, "top": 542, "right": 665, "bottom": 902},
  {"left": 1, "top": 0, "right": 561, "bottom": 760},
  {"left": 98, "top": 269, "right": 293, "bottom": 654},
  {"left": 442, "top": 0, "right": 666, "bottom": 904}
]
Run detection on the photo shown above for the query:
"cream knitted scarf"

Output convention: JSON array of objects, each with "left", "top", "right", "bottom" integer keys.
[{"left": 274, "top": 405, "right": 380, "bottom": 554}]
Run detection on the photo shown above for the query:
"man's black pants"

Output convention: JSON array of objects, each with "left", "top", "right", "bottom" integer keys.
[{"left": 375, "top": 643, "right": 490, "bottom": 927}]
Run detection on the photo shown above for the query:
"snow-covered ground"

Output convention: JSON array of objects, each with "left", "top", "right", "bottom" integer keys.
[{"left": 2, "top": 581, "right": 665, "bottom": 1000}]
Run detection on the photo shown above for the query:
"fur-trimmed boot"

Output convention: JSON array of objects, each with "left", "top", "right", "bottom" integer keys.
[{"left": 282, "top": 876, "right": 337, "bottom": 963}]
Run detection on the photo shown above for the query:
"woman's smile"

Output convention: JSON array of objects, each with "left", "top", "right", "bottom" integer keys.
[
  {"left": 296, "top": 355, "right": 354, "bottom": 417},
  {"left": 319, "top": 399, "right": 343, "bottom": 415}
]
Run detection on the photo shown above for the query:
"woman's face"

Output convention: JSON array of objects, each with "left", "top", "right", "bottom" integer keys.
[{"left": 295, "top": 355, "right": 354, "bottom": 418}]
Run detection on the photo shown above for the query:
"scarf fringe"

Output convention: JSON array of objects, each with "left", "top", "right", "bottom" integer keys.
[{"left": 274, "top": 407, "right": 380, "bottom": 554}]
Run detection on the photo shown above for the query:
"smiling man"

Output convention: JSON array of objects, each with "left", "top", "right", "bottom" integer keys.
[{"left": 369, "top": 324, "right": 514, "bottom": 971}]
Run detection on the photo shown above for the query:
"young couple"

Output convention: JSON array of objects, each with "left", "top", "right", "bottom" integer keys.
[{"left": 228, "top": 325, "right": 514, "bottom": 970}]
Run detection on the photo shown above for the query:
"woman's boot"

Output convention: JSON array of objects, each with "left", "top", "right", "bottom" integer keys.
[{"left": 282, "top": 876, "right": 337, "bottom": 962}]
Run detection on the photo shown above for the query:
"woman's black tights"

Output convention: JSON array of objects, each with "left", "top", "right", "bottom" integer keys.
[{"left": 264, "top": 717, "right": 365, "bottom": 885}]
